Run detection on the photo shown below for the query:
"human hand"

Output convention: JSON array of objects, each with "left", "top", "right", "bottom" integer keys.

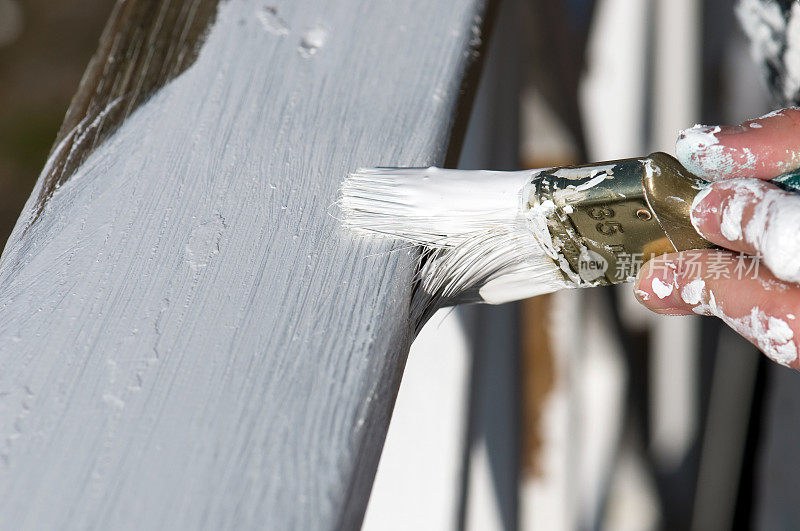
[{"left": 634, "top": 107, "right": 800, "bottom": 368}]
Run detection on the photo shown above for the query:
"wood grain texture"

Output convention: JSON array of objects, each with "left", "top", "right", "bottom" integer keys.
[{"left": 0, "top": 0, "right": 488, "bottom": 528}]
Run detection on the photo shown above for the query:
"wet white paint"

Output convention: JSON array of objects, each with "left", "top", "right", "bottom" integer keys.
[{"left": 342, "top": 166, "right": 573, "bottom": 304}]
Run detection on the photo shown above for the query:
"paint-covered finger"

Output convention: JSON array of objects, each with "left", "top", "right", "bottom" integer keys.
[
  {"left": 676, "top": 107, "right": 800, "bottom": 181},
  {"left": 690, "top": 178, "right": 800, "bottom": 283},
  {"left": 634, "top": 249, "right": 800, "bottom": 368}
]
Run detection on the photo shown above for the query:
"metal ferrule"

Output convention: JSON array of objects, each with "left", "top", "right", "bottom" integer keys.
[{"left": 523, "top": 152, "right": 714, "bottom": 286}]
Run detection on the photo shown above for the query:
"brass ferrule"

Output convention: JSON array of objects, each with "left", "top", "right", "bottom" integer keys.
[{"left": 524, "top": 152, "right": 714, "bottom": 286}]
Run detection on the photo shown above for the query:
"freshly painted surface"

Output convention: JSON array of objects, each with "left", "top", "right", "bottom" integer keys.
[{"left": 0, "top": 0, "right": 487, "bottom": 528}]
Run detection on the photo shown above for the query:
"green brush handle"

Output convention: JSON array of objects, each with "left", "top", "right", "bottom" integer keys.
[{"left": 773, "top": 168, "right": 800, "bottom": 192}]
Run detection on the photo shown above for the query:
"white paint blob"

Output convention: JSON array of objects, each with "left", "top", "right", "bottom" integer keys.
[
  {"left": 681, "top": 279, "right": 705, "bottom": 305},
  {"left": 651, "top": 277, "right": 674, "bottom": 299},
  {"left": 721, "top": 198, "right": 746, "bottom": 241},
  {"left": 299, "top": 26, "right": 327, "bottom": 57}
]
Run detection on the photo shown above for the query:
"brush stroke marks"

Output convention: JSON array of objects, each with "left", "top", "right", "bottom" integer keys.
[
  {"left": 27, "top": 0, "right": 221, "bottom": 231},
  {"left": 0, "top": 0, "right": 491, "bottom": 528}
]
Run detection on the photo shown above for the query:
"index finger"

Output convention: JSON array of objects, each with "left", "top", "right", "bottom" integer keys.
[{"left": 676, "top": 107, "right": 800, "bottom": 181}]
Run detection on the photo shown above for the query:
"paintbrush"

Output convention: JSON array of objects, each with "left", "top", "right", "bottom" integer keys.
[{"left": 340, "top": 152, "right": 800, "bottom": 305}]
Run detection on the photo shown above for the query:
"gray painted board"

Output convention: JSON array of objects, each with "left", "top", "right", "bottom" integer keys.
[{"left": 0, "top": 0, "right": 488, "bottom": 528}]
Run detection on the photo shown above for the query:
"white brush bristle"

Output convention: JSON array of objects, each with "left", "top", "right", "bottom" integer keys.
[{"left": 340, "top": 167, "right": 571, "bottom": 304}]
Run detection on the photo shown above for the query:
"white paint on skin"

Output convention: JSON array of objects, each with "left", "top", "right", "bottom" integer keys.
[
  {"left": 690, "top": 185, "right": 714, "bottom": 236},
  {"left": 681, "top": 279, "right": 705, "bottom": 305},
  {"left": 718, "top": 179, "right": 772, "bottom": 242},
  {"left": 748, "top": 188, "right": 800, "bottom": 283},
  {"left": 720, "top": 194, "right": 748, "bottom": 241},
  {"left": 691, "top": 290, "right": 798, "bottom": 367},
  {"left": 652, "top": 277, "right": 674, "bottom": 299},
  {"left": 777, "top": 149, "right": 800, "bottom": 173},
  {"left": 676, "top": 124, "right": 756, "bottom": 180},
  {"left": 759, "top": 106, "right": 799, "bottom": 119},
  {"left": 692, "top": 179, "right": 800, "bottom": 283}
]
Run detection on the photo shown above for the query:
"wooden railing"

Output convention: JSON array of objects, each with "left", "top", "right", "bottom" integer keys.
[{"left": 0, "top": 0, "right": 490, "bottom": 527}]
